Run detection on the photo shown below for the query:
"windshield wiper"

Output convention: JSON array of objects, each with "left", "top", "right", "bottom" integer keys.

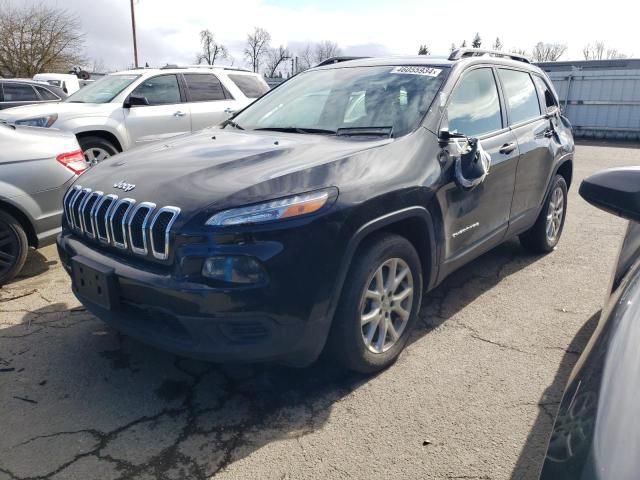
[
  {"left": 254, "top": 127, "right": 336, "bottom": 135},
  {"left": 336, "top": 126, "right": 393, "bottom": 137},
  {"left": 222, "top": 119, "right": 244, "bottom": 130}
]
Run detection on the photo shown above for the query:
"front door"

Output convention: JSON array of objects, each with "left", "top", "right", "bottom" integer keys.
[
  {"left": 437, "top": 67, "right": 520, "bottom": 272},
  {"left": 124, "top": 74, "right": 191, "bottom": 146}
]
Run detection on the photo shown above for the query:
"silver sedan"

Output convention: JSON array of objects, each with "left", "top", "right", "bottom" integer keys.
[{"left": 0, "top": 122, "right": 85, "bottom": 284}]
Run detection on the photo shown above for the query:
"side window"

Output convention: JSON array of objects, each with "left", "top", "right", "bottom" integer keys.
[
  {"left": 498, "top": 69, "right": 541, "bottom": 124},
  {"left": 131, "top": 75, "right": 181, "bottom": 105},
  {"left": 3, "top": 83, "right": 38, "bottom": 102},
  {"left": 184, "top": 74, "right": 227, "bottom": 102},
  {"left": 35, "top": 86, "right": 60, "bottom": 101},
  {"left": 447, "top": 68, "right": 502, "bottom": 137},
  {"left": 533, "top": 75, "right": 558, "bottom": 111},
  {"left": 227, "top": 74, "right": 269, "bottom": 98}
]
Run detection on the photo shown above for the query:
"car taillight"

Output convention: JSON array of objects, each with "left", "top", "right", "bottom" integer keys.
[{"left": 56, "top": 150, "right": 87, "bottom": 175}]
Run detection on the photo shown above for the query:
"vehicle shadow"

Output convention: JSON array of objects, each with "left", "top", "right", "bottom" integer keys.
[
  {"left": 0, "top": 239, "right": 555, "bottom": 479},
  {"left": 10, "top": 249, "right": 57, "bottom": 283},
  {"left": 510, "top": 311, "right": 599, "bottom": 480}
]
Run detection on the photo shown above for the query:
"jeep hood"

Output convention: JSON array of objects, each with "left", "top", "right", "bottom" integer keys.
[
  {"left": 0, "top": 101, "right": 116, "bottom": 121},
  {"left": 75, "top": 128, "right": 391, "bottom": 212}
]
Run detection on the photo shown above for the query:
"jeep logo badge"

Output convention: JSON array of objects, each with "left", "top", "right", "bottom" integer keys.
[{"left": 113, "top": 180, "right": 136, "bottom": 192}]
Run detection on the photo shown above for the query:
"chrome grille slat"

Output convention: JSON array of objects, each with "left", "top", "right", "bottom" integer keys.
[
  {"left": 128, "top": 202, "right": 156, "bottom": 256},
  {"left": 63, "top": 184, "right": 180, "bottom": 261},
  {"left": 109, "top": 198, "right": 136, "bottom": 249}
]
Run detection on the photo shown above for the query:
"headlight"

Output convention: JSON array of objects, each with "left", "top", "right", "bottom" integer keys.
[
  {"left": 206, "top": 188, "right": 336, "bottom": 226},
  {"left": 15, "top": 114, "right": 58, "bottom": 128}
]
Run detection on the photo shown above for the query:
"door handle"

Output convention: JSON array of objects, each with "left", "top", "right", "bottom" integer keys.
[
  {"left": 499, "top": 142, "right": 517, "bottom": 154},
  {"left": 173, "top": 111, "right": 186, "bottom": 117},
  {"left": 224, "top": 108, "right": 235, "bottom": 114},
  {"left": 543, "top": 129, "right": 554, "bottom": 138}
]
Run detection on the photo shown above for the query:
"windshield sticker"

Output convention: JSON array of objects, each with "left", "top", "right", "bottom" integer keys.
[{"left": 391, "top": 66, "right": 442, "bottom": 77}]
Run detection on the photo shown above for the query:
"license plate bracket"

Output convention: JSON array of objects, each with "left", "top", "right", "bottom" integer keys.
[{"left": 71, "top": 256, "right": 119, "bottom": 310}]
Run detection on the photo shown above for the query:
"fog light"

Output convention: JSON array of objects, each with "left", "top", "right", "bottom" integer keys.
[{"left": 202, "top": 256, "right": 267, "bottom": 284}]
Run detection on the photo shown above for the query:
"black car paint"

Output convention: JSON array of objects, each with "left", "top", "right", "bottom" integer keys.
[
  {"left": 539, "top": 170, "right": 640, "bottom": 479},
  {"left": 57, "top": 56, "right": 574, "bottom": 366}
]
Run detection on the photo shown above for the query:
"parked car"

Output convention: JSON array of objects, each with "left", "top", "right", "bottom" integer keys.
[
  {"left": 0, "top": 121, "right": 86, "bottom": 284},
  {"left": 0, "top": 79, "right": 67, "bottom": 110},
  {"left": 56, "top": 49, "right": 574, "bottom": 372},
  {"left": 33, "top": 73, "right": 81, "bottom": 95},
  {"left": 538, "top": 167, "right": 640, "bottom": 479},
  {"left": 0, "top": 66, "right": 270, "bottom": 165}
]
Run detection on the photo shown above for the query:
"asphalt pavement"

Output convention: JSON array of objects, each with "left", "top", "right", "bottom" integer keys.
[{"left": 0, "top": 143, "right": 638, "bottom": 480}]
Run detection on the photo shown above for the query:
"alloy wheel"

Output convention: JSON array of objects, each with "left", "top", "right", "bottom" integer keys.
[
  {"left": 360, "top": 257, "right": 414, "bottom": 353},
  {"left": 84, "top": 147, "right": 112, "bottom": 166},
  {"left": 0, "top": 222, "right": 18, "bottom": 279},
  {"left": 546, "top": 185, "right": 565, "bottom": 242}
]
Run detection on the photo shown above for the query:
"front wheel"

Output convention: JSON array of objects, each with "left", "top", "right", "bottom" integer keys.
[
  {"left": 327, "top": 232, "right": 423, "bottom": 373},
  {"left": 520, "top": 175, "right": 568, "bottom": 253},
  {"left": 78, "top": 136, "right": 119, "bottom": 166}
]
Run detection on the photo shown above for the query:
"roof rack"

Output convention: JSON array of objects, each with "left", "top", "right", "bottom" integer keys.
[
  {"left": 159, "top": 64, "right": 251, "bottom": 72},
  {"left": 448, "top": 48, "right": 531, "bottom": 64},
  {"left": 315, "top": 56, "right": 370, "bottom": 67}
]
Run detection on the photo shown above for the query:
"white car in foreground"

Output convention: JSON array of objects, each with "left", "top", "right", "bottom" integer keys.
[{"left": 0, "top": 66, "right": 269, "bottom": 164}]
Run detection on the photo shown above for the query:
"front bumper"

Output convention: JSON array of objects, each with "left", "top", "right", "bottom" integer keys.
[{"left": 56, "top": 229, "right": 341, "bottom": 365}]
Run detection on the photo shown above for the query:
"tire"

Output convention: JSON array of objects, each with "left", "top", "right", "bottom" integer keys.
[
  {"left": 327, "top": 232, "right": 423, "bottom": 373},
  {"left": 78, "top": 136, "right": 119, "bottom": 166},
  {"left": 520, "top": 175, "right": 568, "bottom": 253},
  {"left": 0, "top": 210, "right": 29, "bottom": 286}
]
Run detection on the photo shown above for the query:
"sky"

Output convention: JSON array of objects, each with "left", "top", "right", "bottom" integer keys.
[{"left": 8, "top": 0, "right": 640, "bottom": 72}]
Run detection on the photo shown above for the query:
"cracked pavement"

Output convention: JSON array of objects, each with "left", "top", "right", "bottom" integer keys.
[{"left": 0, "top": 144, "right": 638, "bottom": 479}]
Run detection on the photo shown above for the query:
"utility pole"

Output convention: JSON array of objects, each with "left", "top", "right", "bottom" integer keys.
[{"left": 130, "top": 0, "right": 139, "bottom": 68}]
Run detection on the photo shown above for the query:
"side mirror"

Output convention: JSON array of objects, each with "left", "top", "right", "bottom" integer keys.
[
  {"left": 124, "top": 95, "right": 150, "bottom": 108},
  {"left": 545, "top": 105, "right": 560, "bottom": 119},
  {"left": 580, "top": 168, "right": 640, "bottom": 222}
]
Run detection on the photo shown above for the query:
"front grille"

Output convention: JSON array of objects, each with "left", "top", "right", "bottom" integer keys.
[{"left": 63, "top": 185, "right": 180, "bottom": 260}]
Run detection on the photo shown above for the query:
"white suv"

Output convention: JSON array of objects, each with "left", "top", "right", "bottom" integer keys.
[{"left": 0, "top": 66, "right": 269, "bottom": 164}]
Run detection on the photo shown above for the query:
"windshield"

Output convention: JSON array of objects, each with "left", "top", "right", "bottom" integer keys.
[
  {"left": 231, "top": 65, "right": 448, "bottom": 137},
  {"left": 65, "top": 74, "right": 139, "bottom": 104}
]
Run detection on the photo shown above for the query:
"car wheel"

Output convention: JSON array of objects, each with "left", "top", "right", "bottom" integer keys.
[
  {"left": 78, "top": 136, "right": 119, "bottom": 166},
  {"left": 328, "top": 232, "right": 423, "bottom": 373},
  {"left": 520, "top": 175, "right": 568, "bottom": 253},
  {"left": 0, "top": 211, "right": 29, "bottom": 286}
]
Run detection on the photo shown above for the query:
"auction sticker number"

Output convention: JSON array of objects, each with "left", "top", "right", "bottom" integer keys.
[{"left": 391, "top": 66, "right": 442, "bottom": 77}]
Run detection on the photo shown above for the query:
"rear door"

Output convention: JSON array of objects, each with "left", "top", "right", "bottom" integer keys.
[
  {"left": 123, "top": 74, "right": 191, "bottom": 145},
  {"left": 438, "top": 67, "right": 520, "bottom": 268},
  {"left": 497, "top": 68, "right": 555, "bottom": 232},
  {"left": 182, "top": 73, "right": 236, "bottom": 131}
]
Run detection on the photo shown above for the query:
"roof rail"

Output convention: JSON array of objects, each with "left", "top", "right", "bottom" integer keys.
[
  {"left": 448, "top": 48, "right": 531, "bottom": 64},
  {"left": 315, "top": 56, "right": 370, "bottom": 67},
  {"left": 159, "top": 64, "right": 252, "bottom": 72}
]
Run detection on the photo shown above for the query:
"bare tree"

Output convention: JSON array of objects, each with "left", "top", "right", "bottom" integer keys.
[
  {"left": 450, "top": 43, "right": 457, "bottom": 53},
  {"left": 531, "top": 42, "right": 567, "bottom": 62},
  {"left": 418, "top": 44, "right": 430, "bottom": 55},
  {"left": 244, "top": 27, "right": 271, "bottom": 73},
  {"left": 492, "top": 37, "right": 503, "bottom": 51},
  {"left": 0, "top": 2, "right": 85, "bottom": 77},
  {"left": 196, "top": 29, "right": 227, "bottom": 65},
  {"left": 460, "top": 40, "right": 467, "bottom": 48},
  {"left": 295, "top": 43, "right": 315, "bottom": 73},
  {"left": 583, "top": 41, "right": 628, "bottom": 60},
  {"left": 265, "top": 45, "right": 290, "bottom": 78},
  {"left": 512, "top": 47, "right": 529, "bottom": 57},
  {"left": 472, "top": 33, "right": 482, "bottom": 48},
  {"left": 314, "top": 40, "right": 341, "bottom": 63}
]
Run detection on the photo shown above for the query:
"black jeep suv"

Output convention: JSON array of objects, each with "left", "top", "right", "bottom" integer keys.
[{"left": 57, "top": 49, "right": 574, "bottom": 373}]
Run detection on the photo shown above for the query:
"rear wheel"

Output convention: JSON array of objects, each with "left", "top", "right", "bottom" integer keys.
[
  {"left": 520, "top": 175, "right": 568, "bottom": 253},
  {"left": 327, "top": 232, "right": 423, "bottom": 373},
  {"left": 0, "top": 211, "right": 29, "bottom": 286},
  {"left": 78, "top": 136, "right": 119, "bottom": 166}
]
